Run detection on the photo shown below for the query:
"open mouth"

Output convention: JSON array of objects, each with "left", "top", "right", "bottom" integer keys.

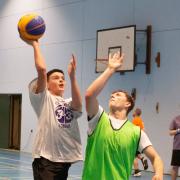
[{"left": 59, "top": 84, "right": 64, "bottom": 88}]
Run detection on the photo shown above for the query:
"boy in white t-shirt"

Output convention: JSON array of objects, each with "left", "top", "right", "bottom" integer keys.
[{"left": 23, "top": 39, "right": 82, "bottom": 180}]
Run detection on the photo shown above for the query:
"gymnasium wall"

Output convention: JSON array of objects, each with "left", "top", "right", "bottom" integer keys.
[{"left": 0, "top": 0, "right": 179, "bottom": 175}]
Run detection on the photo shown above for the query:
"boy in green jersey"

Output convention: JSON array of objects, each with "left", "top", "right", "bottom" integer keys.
[{"left": 82, "top": 52, "right": 163, "bottom": 180}]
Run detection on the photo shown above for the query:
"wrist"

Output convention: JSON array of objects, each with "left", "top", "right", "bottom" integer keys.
[
  {"left": 32, "top": 41, "right": 39, "bottom": 47},
  {"left": 107, "top": 66, "right": 116, "bottom": 74},
  {"left": 69, "top": 75, "right": 76, "bottom": 81}
]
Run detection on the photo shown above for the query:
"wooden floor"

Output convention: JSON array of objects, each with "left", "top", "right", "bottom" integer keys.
[{"left": 0, "top": 148, "right": 179, "bottom": 180}]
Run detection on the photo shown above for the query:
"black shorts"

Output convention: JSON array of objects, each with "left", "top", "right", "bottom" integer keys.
[
  {"left": 171, "top": 149, "right": 180, "bottom": 166},
  {"left": 32, "top": 157, "right": 71, "bottom": 180}
]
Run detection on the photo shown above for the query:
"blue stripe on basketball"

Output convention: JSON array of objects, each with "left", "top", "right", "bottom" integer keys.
[
  {"left": 26, "top": 16, "right": 45, "bottom": 31},
  {"left": 28, "top": 25, "right": 46, "bottom": 35}
]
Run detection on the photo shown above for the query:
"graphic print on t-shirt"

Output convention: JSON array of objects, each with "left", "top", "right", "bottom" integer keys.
[{"left": 55, "top": 99, "right": 73, "bottom": 128}]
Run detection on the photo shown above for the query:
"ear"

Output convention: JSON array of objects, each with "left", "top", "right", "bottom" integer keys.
[{"left": 125, "top": 101, "right": 131, "bottom": 108}]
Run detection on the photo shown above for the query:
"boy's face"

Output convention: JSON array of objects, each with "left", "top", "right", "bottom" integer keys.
[
  {"left": 47, "top": 72, "right": 66, "bottom": 96},
  {"left": 109, "top": 91, "right": 130, "bottom": 111}
]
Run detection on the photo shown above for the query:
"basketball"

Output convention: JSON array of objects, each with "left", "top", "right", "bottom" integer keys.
[{"left": 18, "top": 13, "right": 46, "bottom": 40}]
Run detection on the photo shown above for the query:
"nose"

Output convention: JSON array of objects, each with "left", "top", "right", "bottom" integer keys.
[{"left": 59, "top": 80, "right": 63, "bottom": 85}]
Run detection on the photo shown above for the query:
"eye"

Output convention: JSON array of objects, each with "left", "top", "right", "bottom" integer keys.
[
  {"left": 54, "top": 76, "right": 59, "bottom": 80},
  {"left": 51, "top": 75, "right": 59, "bottom": 80}
]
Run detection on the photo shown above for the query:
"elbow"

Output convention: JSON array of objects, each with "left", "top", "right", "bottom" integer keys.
[
  {"left": 85, "top": 88, "right": 97, "bottom": 103},
  {"left": 85, "top": 90, "right": 93, "bottom": 100},
  {"left": 37, "top": 66, "right": 46, "bottom": 75},
  {"left": 78, "top": 100, "right": 82, "bottom": 111}
]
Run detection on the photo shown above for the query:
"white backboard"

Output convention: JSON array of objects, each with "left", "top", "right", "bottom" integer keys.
[{"left": 96, "top": 25, "right": 136, "bottom": 72}]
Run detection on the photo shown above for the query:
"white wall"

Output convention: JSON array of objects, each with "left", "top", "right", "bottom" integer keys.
[{"left": 0, "top": 0, "right": 179, "bottom": 175}]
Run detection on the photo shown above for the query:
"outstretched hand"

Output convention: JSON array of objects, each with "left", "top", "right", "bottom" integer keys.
[
  {"left": 108, "top": 51, "right": 124, "bottom": 71},
  {"left": 68, "top": 54, "right": 76, "bottom": 79}
]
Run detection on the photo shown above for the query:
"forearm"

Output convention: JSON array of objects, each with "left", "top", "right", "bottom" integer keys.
[
  {"left": 33, "top": 42, "right": 46, "bottom": 73},
  {"left": 85, "top": 52, "right": 123, "bottom": 117},
  {"left": 70, "top": 77, "right": 82, "bottom": 111},
  {"left": 152, "top": 155, "right": 163, "bottom": 179},
  {"left": 86, "top": 67, "right": 115, "bottom": 98},
  {"left": 144, "top": 146, "right": 163, "bottom": 180},
  {"left": 169, "top": 129, "right": 179, "bottom": 136},
  {"left": 32, "top": 42, "right": 47, "bottom": 92}
]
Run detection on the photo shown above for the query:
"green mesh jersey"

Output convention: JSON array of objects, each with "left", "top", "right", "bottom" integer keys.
[{"left": 82, "top": 111, "right": 140, "bottom": 180}]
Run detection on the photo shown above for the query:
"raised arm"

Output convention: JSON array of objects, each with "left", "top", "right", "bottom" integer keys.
[
  {"left": 144, "top": 146, "right": 163, "bottom": 180},
  {"left": 32, "top": 41, "right": 47, "bottom": 93},
  {"left": 68, "top": 54, "right": 82, "bottom": 111},
  {"left": 85, "top": 52, "right": 124, "bottom": 118},
  {"left": 21, "top": 37, "right": 47, "bottom": 93}
]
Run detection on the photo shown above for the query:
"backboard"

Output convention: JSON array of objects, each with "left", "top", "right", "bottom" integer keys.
[{"left": 96, "top": 25, "right": 136, "bottom": 72}]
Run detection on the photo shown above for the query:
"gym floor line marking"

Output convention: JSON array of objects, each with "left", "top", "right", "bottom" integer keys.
[
  {"left": 0, "top": 178, "right": 32, "bottom": 180},
  {"left": 0, "top": 162, "right": 32, "bottom": 171},
  {"left": 0, "top": 157, "right": 32, "bottom": 165}
]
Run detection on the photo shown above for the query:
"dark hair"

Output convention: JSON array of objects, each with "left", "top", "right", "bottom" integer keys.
[
  {"left": 111, "top": 89, "right": 135, "bottom": 115},
  {"left": 47, "top": 69, "right": 64, "bottom": 81},
  {"left": 135, "top": 108, "right": 142, "bottom": 116}
]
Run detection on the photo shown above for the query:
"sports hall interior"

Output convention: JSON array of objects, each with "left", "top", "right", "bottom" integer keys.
[{"left": 0, "top": 0, "right": 179, "bottom": 179}]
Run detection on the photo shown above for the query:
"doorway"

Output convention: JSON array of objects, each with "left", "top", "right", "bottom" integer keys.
[{"left": 0, "top": 94, "right": 22, "bottom": 150}]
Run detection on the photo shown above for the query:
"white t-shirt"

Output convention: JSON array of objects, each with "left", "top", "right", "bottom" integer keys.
[
  {"left": 29, "top": 79, "right": 83, "bottom": 163},
  {"left": 88, "top": 106, "right": 152, "bottom": 153}
]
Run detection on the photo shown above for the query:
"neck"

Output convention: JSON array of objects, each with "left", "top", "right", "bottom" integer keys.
[
  {"left": 49, "top": 90, "right": 63, "bottom": 97},
  {"left": 109, "top": 109, "right": 127, "bottom": 120}
]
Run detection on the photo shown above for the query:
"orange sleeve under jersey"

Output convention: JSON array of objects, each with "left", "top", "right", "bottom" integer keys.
[{"left": 132, "top": 117, "right": 144, "bottom": 130}]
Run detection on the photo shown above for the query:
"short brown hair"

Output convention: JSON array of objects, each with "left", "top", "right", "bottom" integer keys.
[{"left": 47, "top": 69, "right": 64, "bottom": 81}]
